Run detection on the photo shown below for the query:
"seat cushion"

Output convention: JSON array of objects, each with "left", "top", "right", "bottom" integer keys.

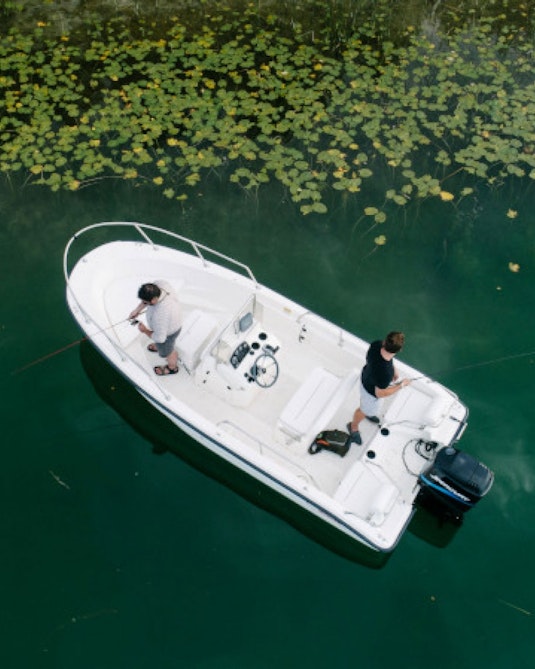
[{"left": 278, "top": 367, "right": 340, "bottom": 439}]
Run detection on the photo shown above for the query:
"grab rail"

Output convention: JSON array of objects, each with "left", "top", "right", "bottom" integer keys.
[{"left": 63, "top": 221, "right": 258, "bottom": 285}]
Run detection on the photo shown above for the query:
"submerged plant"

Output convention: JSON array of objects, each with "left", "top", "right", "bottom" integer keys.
[{"left": 0, "top": 2, "right": 534, "bottom": 223}]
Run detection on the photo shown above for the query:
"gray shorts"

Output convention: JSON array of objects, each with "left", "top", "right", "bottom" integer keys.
[
  {"left": 156, "top": 329, "right": 181, "bottom": 357},
  {"left": 359, "top": 381, "right": 380, "bottom": 417}
]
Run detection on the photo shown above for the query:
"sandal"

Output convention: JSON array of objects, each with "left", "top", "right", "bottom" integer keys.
[
  {"left": 154, "top": 365, "right": 179, "bottom": 376},
  {"left": 147, "top": 343, "right": 158, "bottom": 353}
]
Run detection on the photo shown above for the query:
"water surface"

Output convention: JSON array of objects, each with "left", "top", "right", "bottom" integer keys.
[{"left": 1, "top": 178, "right": 534, "bottom": 668}]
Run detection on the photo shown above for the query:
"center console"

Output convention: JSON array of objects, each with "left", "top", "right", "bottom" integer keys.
[
  {"left": 195, "top": 313, "right": 282, "bottom": 405},
  {"left": 224, "top": 323, "right": 280, "bottom": 386}
]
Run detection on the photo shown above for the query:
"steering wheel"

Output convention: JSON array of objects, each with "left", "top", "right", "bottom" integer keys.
[{"left": 251, "top": 352, "right": 279, "bottom": 388}]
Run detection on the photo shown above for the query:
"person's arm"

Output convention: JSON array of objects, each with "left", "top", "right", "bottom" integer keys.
[
  {"left": 137, "top": 322, "right": 153, "bottom": 338},
  {"left": 128, "top": 301, "right": 145, "bottom": 320},
  {"left": 375, "top": 378, "right": 410, "bottom": 398},
  {"left": 129, "top": 303, "right": 153, "bottom": 338}
]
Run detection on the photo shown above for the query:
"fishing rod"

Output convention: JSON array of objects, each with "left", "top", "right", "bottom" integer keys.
[
  {"left": 408, "top": 349, "right": 535, "bottom": 382},
  {"left": 11, "top": 315, "right": 142, "bottom": 376}
]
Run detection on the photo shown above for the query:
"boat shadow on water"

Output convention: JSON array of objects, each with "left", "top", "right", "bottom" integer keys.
[{"left": 79, "top": 341, "right": 461, "bottom": 568}]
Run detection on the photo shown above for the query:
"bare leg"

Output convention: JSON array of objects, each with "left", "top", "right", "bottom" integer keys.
[
  {"left": 167, "top": 349, "right": 178, "bottom": 371},
  {"left": 350, "top": 407, "right": 365, "bottom": 433}
]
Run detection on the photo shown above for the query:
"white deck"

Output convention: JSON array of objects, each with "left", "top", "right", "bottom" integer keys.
[{"left": 65, "top": 223, "right": 468, "bottom": 552}]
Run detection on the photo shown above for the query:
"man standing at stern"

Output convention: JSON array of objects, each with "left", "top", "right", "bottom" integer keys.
[
  {"left": 129, "top": 281, "right": 182, "bottom": 376},
  {"left": 347, "top": 331, "right": 410, "bottom": 445}
]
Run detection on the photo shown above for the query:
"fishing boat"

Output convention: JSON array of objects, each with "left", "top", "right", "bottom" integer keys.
[{"left": 64, "top": 222, "right": 493, "bottom": 553}]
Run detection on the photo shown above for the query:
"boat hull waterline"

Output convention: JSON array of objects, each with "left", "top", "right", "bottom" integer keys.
[{"left": 64, "top": 222, "right": 484, "bottom": 553}]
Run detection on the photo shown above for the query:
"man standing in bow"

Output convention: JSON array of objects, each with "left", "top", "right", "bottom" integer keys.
[{"left": 129, "top": 281, "right": 182, "bottom": 376}]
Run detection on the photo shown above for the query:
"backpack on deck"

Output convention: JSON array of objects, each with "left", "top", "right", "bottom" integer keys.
[{"left": 308, "top": 429, "right": 350, "bottom": 457}]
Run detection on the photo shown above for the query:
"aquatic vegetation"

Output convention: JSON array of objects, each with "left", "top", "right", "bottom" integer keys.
[{"left": 0, "top": 2, "right": 534, "bottom": 225}]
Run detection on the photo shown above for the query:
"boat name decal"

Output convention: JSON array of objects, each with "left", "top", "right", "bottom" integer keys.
[{"left": 429, "top": 474, "right": 471, "bottom": 502}]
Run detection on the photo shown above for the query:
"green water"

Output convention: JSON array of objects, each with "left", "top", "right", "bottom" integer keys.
[{"left": 1, "top": 178, "right": 534, "bottom": 668}]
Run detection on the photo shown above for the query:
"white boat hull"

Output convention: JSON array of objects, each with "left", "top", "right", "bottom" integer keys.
[{"left": 65, "top": 223, "right": 469, "bottom": 553}]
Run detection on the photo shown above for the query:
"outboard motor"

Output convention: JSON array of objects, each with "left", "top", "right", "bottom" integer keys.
[{"left": 418, "top": 446, "right": 494, "bottom": 522}]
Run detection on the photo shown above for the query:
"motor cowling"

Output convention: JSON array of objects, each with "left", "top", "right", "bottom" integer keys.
[{"left": 418, "top": 446, "right": 494, "bottom": 517}]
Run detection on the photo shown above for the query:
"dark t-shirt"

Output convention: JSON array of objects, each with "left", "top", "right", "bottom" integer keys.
[{"left": 361, "top": 340, "right": 394, "bottom": 397}]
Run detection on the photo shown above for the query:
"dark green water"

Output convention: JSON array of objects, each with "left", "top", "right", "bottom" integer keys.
[{"left": 1, "top": 177, "right": 534, "bottom": 668}]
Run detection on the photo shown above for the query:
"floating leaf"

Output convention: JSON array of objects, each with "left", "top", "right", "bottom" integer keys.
[
  {"left": 364, "top": 206, "right": 379, "bottom": 216},
  {"left": 375, "top": 211, "right": 387, "bottom": 223},
  {"left": 0, "top": 8, "right": 533, "bottom": 216}
]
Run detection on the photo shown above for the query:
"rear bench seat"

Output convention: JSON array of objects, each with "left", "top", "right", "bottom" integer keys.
[
  {"left": 334, "top": 462, "right": 399, "bottom": 526},
  {"left": 277, "top": 366, "right": 358, "bottom": 443}
]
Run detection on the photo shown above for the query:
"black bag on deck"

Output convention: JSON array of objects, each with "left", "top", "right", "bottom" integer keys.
[{"left": 309, "top": 429, "right": 350, "bottom": 457}]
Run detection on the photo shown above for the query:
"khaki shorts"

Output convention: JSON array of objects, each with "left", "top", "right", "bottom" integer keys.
[
  {"left": 359, "top": 381, "right": 380, "bottom": 417},
  {"left": 156, "top": 329, "right": 181, "bottom": 357}
]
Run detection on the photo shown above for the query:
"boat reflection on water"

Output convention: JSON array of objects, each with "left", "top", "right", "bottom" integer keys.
[
  {"left": 79, "top": 341, "right": 460, "bottom": 567},
  {"left": 409, "top": 498, "right": 461, "bottom": 549}
]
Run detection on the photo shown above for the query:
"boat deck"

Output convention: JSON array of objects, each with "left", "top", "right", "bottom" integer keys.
[{"left": 121, "top": 294, "right": 437, "bottom": 505}]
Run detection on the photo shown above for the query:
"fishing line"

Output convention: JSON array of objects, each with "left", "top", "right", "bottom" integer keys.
[
  {"left": 411, "top": 349, "right": 535, "bottom": 382},
  {"left": 11, "top": 316, "right": 141, "bottom": 376}
]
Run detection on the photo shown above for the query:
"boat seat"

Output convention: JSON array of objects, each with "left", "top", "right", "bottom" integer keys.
[
  {"left": 384, "top": 379, "right": 455, "bottom": 428},
  {"left": 277, "top": 366, "right": 358, "bottom": 442},
  {"left": 334, "top": 462, "right": 399, "bottom": 526},
  {"left": 176, "top": 309, "right": 218, "bottom": 372}
]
